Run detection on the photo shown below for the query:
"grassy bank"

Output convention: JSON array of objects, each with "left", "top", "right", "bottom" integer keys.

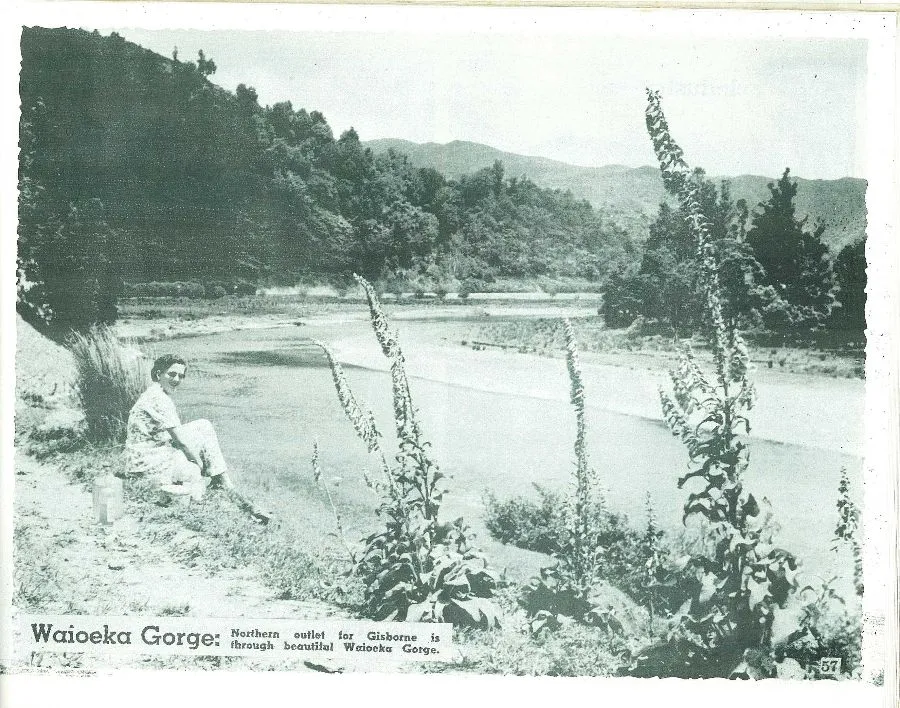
[
  {"left": 15, "top": 408, "right": 651, "bottom": 676},
  {"left": 14, "top": 301, "right": 656, "bottom": 676},
  {"left": 13, "top": 298, "right": 864, "bottom": 678}
]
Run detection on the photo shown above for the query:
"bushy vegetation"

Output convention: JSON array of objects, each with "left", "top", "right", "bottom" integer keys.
[
  {"left": 485, "top": 487, "right": 695, "bottom": 624},
  {"left": 67, "top": 325, "right": 148, "bottom": 443},
  {"left": 123, "top": 281, "right": 258, "bottom": 300},
  {"left": 317, "top": 275, "right": 501, "bottom": 627},
  {"left": 18, "top": 28, "right": 633, "bottom": 334},
  {"left": 601, "top": 165, "right": 850, "bottom": 337},
  {"left": 484, "top": 485, "right": 564, "bottom": 554},
  {"left": 18, "top": 28, "right": 864, "bottom": 346},
  {"left": 831, "top": 237, "right": 867, "bottom": 334}
]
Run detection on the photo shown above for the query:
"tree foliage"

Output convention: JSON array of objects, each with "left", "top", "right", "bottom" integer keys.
[
  {"left": 831, "top": 237, "right": 866, "bottom": 333},
  {"left": 602, "top": 171, "right": 764, "bottom": 334},
  {"left": 19, "top": 27, "right": 633, "bottom": 333},
  {"left": 602, "top": 165, "right": 845, "bottom": 337},
  {"left": 746, "top": 169, "right": 838, "bottom": 330}
]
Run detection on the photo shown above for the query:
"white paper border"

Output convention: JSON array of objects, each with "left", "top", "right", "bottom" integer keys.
[{"left": 2, "top": 3, "right": 897, "bottom": 707}]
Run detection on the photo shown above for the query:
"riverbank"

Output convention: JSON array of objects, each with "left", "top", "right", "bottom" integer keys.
[
  {"left": 115, "top": 295, "right": 864, "bottom": 381},
  {"left": 11, "top": 451, "right": 341, "bottom": 673},
  {"left": 11, "top": 314, "right": 347, "bottom": 673},
  {"left": 11, "top": 312, "right": 648, "bottom": 677},
  {"left": 11, "top": 303, "right": 869, "bottom": 678}
]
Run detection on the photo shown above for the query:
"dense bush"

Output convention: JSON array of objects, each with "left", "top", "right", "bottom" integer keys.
[
  {"left": 21, "top": 28, "right": 640, "bottom": 329},
  {"left": 67, "top": 325, "right": 149, "bottom": 443},
  {"left": 484, "top": 485, "right": 563, "bottom": 554}
]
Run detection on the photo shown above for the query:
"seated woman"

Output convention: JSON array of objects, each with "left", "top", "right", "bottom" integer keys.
[{"left": 126, "top": 354, "right": 237, "bottom": 502}]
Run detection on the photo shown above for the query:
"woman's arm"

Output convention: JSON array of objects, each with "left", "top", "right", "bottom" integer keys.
[{"left": 168, "top": 425, "right": 202, "bottom": 466}]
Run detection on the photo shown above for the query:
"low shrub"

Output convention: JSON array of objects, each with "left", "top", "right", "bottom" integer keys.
[
  {"left": 458, "top": 278, "right": 482, "bottom": 299},
  {"left": 67, "top": 325, "right": 149, "bottom": 443},
  {"left": 484, "top": 485, "right": 562, "bottom": 554},
  {"left": 205, "top": 284, "right": 227, "bottom": 300},
  {"left": 485, "top": 485, "right": 692, "bottom": 620}
]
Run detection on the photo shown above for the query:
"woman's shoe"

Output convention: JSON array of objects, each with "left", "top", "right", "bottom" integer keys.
[
  {"left": 224, "top": 488, "right": 272, "bottom": 524},
  {"left": 208, "top": 472, "right": 235, "bottom": 490}
]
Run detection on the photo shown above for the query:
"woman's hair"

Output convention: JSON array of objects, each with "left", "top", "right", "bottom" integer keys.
[{"left": 151, "top": 354, "right": 188, "bottom": 382}]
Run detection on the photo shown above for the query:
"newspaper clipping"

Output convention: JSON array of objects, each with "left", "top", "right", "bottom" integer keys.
[{"left": 2, "top": 2, "right": 897, "bottom": 707}]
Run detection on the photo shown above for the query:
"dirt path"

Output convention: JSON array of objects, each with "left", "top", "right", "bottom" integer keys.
[{"left": 12, "top": 452, "right": 340, "bottom": 672}]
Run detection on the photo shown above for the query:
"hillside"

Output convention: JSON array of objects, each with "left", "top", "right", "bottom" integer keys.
[
  {"left": 365, "top": 138, "right": 867, "bottom": 252},
  {"left": 19, "top": 27, "right": 864, "bottom": 342},
  {"left": 20, "top": 26, "right": 643, "bottom": 334}
]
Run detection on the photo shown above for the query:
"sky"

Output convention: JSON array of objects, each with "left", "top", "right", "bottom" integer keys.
[{"left": 113, "top": 28, "right": 867, "bottom": 180}]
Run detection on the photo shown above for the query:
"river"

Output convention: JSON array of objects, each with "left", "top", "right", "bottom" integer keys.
[{"left": 155, "top": 313, "right": 864, "bottom": 587}]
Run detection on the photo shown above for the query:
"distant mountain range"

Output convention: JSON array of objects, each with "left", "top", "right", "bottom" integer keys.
[{"left": 364, "top": 138, "right": 866, "bottom": 252}]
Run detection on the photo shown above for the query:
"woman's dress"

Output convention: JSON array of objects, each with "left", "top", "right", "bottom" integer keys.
[{"left": 125, "top": 382, "right": 200, "bottom": 485}]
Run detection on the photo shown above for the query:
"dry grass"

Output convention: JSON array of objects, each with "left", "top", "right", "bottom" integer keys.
[{"left": 67, "top": 326, "right": 149, "bottom": 442}]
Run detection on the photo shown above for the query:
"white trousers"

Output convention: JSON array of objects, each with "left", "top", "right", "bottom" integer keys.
[{"left": 167, "top": 419, "right": 228, "bottom": 496}]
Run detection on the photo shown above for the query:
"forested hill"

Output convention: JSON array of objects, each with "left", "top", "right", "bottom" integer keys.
[
  {"left": 18, "top": 26, "right": 637, "bottom": 303},
  {"left": 365, "top": 138, "right": 866, "bottom": 253}
]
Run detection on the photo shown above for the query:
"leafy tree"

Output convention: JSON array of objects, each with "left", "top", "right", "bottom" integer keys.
[
  {"left": 603, "top": 172, "right": 759, "bottom": 333},
  {"left": 18, "top": 197, "right": 123, "bottom": 335},
  {"left": 831, "top": 238, "right": 866, "bottom": 333},
  {"left": 746, "top": 169, "right": 837, "bottom": 330},
  {"left": 18, "top": 95, "right": 123, "bottom": 334}
]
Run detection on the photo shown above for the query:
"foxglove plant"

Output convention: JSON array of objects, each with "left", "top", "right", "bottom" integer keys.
[
  {"left": 520, "top": 320, "right": 623, "bottom": 634},
  {"left": 833, "top": 467, "right": 863, "bottom": 598},
  {"left": 316, "top": 274, "right": 499, "bottom": 627},
  {"left": 630, "top": 91, "right": 799, "bottom": 677}
]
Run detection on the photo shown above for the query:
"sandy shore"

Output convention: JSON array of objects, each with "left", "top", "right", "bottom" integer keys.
[
  {"left": 317, "top": 320, "right": 864, "bottom": 457},
  {"left": 111, "top": 308, "right": 864, "bottom": 456}
]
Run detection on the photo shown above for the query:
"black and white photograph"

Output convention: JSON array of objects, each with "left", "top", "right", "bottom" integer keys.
[{"left": 2, "top": 2, "right": 897, "bottom": 704}]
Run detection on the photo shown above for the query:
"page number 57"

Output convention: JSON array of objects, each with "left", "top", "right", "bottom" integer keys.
[{"left": 819, "top": 657, "right": 842, "bottom": 676}]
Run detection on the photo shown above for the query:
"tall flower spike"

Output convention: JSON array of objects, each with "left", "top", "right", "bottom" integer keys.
[
  {"left": 315, "top": 341, "right": 382, "bottom": 454},
  {"left": 563, "top": 319, "right": 588, "bottom": 482},
  {"left": 354, "top": 273, "right": 401, "bottom": 360},
  {"left": 353, "top": 274, "right": 419, "bottom": 441}
]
